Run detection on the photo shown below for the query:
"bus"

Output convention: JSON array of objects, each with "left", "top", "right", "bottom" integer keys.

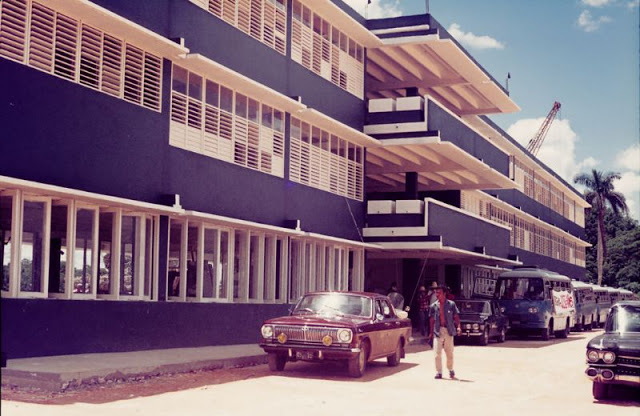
[
  {"left": 619, "top": 288, "right": 638, "bottom": 301},
  {"left": 494, "top": 267, "right": 574, "bottom": 340},
  {"left": 570, "top": 280, "right": 596, "bottom": 331},
  {"left": 590, "top": 284, "right": 611, "bottom": 328}
]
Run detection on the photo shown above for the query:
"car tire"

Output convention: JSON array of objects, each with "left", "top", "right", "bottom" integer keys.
[
  {"left": 479, "top": 327, "right": 489, "bottom": 346},
  {"left": 387, "top": 340, "right": 402, "bottom": 367},
  {"left": 497, "top": 327, "right": 506, "bottom": 343},
  {"left": 541, "top": 322, "right": 552, "bottom": 341},
  {"left": 348, "top": 342, "right": 368, "bottom": 378},
  {"left": 267, "top": 353, "right": 286, "bottom": 372},
  {"left": 592, "top": 381, "right": 609, "bottom": 400}
]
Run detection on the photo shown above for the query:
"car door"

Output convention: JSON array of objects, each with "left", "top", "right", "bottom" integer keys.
[{"left": 366, "top": 299, "right": 388, "bottom": 359}]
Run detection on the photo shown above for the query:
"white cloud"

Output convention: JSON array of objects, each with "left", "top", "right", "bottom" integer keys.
[
  {"left": 447, "top": 23, "right": 505, "bottom": 50},
  {"left": 629, "top": 0, "right": 640, "bottom": 9},
  {"left": 507, "top": 117, "right": 598, "bottom": 184},
  {"left": 615, "top": 144, "right": 640, "bottom": 171},
  {"left": 581, "top": 0, "right": 615, "bottom": 7},
  {"left": 342, "top": 0, "right": 402, "bottom": 19},
  {"left": 616, "top": 171, "right": 640, "bottom": 219},
  {"left": 577, "top": 10, "right": 612, "bottom": 32}
]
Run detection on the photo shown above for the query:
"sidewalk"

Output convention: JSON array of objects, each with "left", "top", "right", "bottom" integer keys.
[{"left": 1, "top": 333, "right": 429, "bottom": 392}]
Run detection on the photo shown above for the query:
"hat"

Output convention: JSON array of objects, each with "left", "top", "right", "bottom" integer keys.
[{"left": 430, "top": 281, "right": 438, "bottom": 289}]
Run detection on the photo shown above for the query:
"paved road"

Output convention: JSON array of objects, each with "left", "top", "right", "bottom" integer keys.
[{"left": 2, "top": 330, "right": 638, "bottom": 415}]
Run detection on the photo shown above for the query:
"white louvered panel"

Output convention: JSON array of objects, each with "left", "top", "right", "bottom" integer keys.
[
  {"left": 208, "top": 0, "right": 223, "bottom": 17},
  {"left": 338, "top": 157, "right": 348, "bottom": 197},
  {"left": 330, "top": 45, "right": 339, "bottom": 85},
  {"left": 170, "top": 120, "right": 188, "bottom": 149},
  {"left": 329, "top": 153, "right": 339, "bottom": 194},
  {"left": 249, "top": 0, "right": 262, "bottom": 40},
  {"left": 101, "top": 34, "right": 122, "bottom": 97},
  {"left": 299, "top": 141, "right": 310, "bottom": 185},
  {"left": 222, "top": 0, "right": 236, "bottom": 25},
  {"left": 79, "top": 24, "right": 101, "bottom": 89},
  {"left": 190, "top": 0, "right": 208, "bottom": 9},
  {"left": 259, "top": 125, "right": 273, "bottom": 151},
  {"left": 353, "top": 61, "right": 364, "bottom": 99},
  {"left": 274, "top": 5, "right": 286, "bottom": 54},
  {"left": 260, "top": 150, "right": 272, "bottom": 174},
  {"left": 355, "top": 163, "right": 363, "bottom": 200},
  {"left": 311, "top": 33, "right": 321, "bottom": 74},
  {"left": 233, "top": 116, "right": 248, "bottom": 166},
  {"left": 309, "top": 145, "right": 321, "bottom": 188},
  {"left": 272, "top": 153, "right": 284, "bottom": 177},
  {"left": 203, "top": 105, "right": 219, "bottom": 157},
  {"left": 247, "top": 121, "right": 260, "bottom": 170},
  {"left": 123, "top": 44, "right": 143, "bottom": 105},
  {"left": 186, "top": 98, "right": 203, "bottom": 152},
  {"left": 290, "top": 20, "right": 302, "bottom": 64},
  {"left": 53, "top": 12, "right": 77, "bottom": 81},
  {"left": 320, "top": 148, "right": 330, "bottom": 191},
  {"left": 142, "top": 53, "right": 161, "bottom": 111},
  {"left": 320, "top": 38, "right": 331, "bottom": 79},
  {"left": 28, "top": 2, "right": 54, "bottom": 72},
  {"left": 347, "top": 161, "right": 356, "bottom": 199},
  {"left": 0, "top": 0, "right": 28, "bottom": 62},
  {"left": 273, "top": 131, "right": 284, "bottom": 159},
  {"left": 289, "top": 137, "right": 301, "bottom": 183},
  {"left": 262, "top": 0, "right": 274, "bottom": 49},
  {"left": 300, "top": 24, "right": 312, "bottom": 69},
  {"left": 236, "top": 0, "right": 250, "bottom": 34}
]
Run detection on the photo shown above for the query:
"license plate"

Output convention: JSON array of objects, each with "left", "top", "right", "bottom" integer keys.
[{"left": 296, "top": 351, "right": 314, "bottom": 360}]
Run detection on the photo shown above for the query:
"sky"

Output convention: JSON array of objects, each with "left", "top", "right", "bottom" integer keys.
[{"left": 344, "top": 0, "right": 640, "bottom": 219}]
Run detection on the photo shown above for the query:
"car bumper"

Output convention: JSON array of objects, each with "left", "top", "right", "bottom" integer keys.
[
  {"left": 260, "top": 342, "right": 360, "bottom": 361},
  {"left": 456, "top": 331, "right": 483, "bottom": 337},
  {"left": 585, "top": 367, "right": 640, "bottom": 387}
]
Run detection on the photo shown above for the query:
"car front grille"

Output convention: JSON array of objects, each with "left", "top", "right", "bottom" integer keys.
[
  {"left": 617, "top": 355, "right": 640, "bottom": 376},
  {"left": 272, "top": 325, "right": 340, "bottom": 344}
]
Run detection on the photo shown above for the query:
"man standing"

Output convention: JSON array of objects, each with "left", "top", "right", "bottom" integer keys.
[
  {"left": 428, "top": 285, "right": 461, "bottom": 379},
  {"left": 416, "top": 285, "right": 430, "bottom": 336},
  {"left": 387, "top": 282, "right": 405, "bottom": 310}
]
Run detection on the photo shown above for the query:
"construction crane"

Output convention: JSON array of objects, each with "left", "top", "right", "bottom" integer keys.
[{"left": 526, "top": 101, "right": 561, "bottom": 156}]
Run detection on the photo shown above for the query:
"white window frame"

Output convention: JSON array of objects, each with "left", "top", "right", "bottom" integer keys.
[
  {"left": 1, "top": 190, "right": 21, "bottom": 298},
  {"left": 17, "top": 194, "right": 51, "bottom": 299},
  {"left": 70, "top": 203, "right": 100, "bottom": 300},
  {"left": 96, "top": 207, "right": 122, "bottom": 300},
  {"left": 47, "top": 199, "right": 75, "bottom": 299}
]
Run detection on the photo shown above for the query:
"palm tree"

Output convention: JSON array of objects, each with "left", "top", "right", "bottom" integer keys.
[{"left": 574, "top": 170, "right": 628, "bottom": 286}]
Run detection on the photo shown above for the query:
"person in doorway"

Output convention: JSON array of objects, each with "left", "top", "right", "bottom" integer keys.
[
  {"left": 427, "top": 281, "right": 438, "bottom": 306},
  {"left": 428, "top": 285, "right": 461, "bottom": 379},
  {"left": 416, "top": 285, "right": 430, "bottom": 337},
  {"left": 387, "top": 282, "right": 405, "bottom": 310}
]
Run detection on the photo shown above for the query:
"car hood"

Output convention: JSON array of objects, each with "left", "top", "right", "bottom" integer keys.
[
  {"left": 459, "top": 313, "right": 488, "bottom": 323},
  {"left": 263, "top": 314, "right": 370, "bottom": 327},
  {"left": 587, "top": 332, "right": 640, "bottom": 355}
]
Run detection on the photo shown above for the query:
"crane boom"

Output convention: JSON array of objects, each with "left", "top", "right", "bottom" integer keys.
[{"left": 526, "top": 101, "right": 561, "bottom": 156}]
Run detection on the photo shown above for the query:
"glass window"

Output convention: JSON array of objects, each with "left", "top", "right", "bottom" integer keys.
[
  {"left": 249, "top": 234, "right": 261, "bottom": 300},
  {"left": 186, "top": 225, "right": 198, "bottom": 297},
  {"left": 21, "top": 200, "right": 46, "bottom": 293},
  {"left": 49, "top": 205, "right": 68, "bottom": 294},
  {"left": 74, "top": 208, "right": 95, "bottom": 294},
  {"left": 235, "top": 93, "right": 248, "bottom": 119},
  {"left": 98, "top": 212, "right": 113, "bottom": 295},
  {"left": 203, "top": 228, "right": 218, "bottom": 299},
  {"left": 120, "top": 215, "right": 140, "bottom": 296},
  {"left": 205, "top": 80, "right": 219, "bottom": 107},
  {"left": 1, "top": 195, "right": 13, "bottom": 292},
  {"left": 219, "top": 230, "right": 229, "bottom": 299},
  {"left": 220, "top": 86, "right": 233, "bottom": 113},
  {"left": 248, "top": 99, "right": 259, "bottom": 124},
  {"left": 188, "top": 73, "right": 202, "bottom": 100},
  {"left": 275, "top": 237, "right": 285, "bottom": 301},
  {"left": 234, "top": 230, "right": 248, "bottom": 300},
  {"left": 273, "top": 110, "right": 283, "bottom": 133},
  {"left": 261, "top": 105, "right": 272, "bottom": 129},
  {"left": 168, "top": 219, "right": 182, "bottom": 297},
  {"left": 143, "top": 217, "right": 154, "bottom": 297},
  {"left": 172, "top": 65, "right": 188, "bottom": 95}
]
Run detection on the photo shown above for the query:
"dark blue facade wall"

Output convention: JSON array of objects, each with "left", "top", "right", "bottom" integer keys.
[
  {"left": 90, "top": 0, "right": 365, "bottom": 130},
  {"left": 367, "top": 14, "right": 430, "bottom": 30},
  {"left": 509, "top": 248, "right": 586, "bottom": 281},
  {"left": 490, "top": 189, "right": 586, "bottom": 240},
  {"left": 427, "top": 101, "right": 509, "bottom": 176},
  {"left": 0, "top": 59, "right": 364, "bottom": 240},
  {"left": 1, "top": 298, "right": 290, "bottom": 359},
  {"left": 427, "top": 203, "right": 510, "bottom": 259}
]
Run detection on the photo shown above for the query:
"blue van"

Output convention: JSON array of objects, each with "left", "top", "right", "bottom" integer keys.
[
  {"left": 570, "top": 280, "right": 596, "bottom": 331},
  {"left": 495, "top": 267, "right": 574, "bottom": 340},
  {"left": 590, "top": 284, "right": 611, "bottom": 328}
]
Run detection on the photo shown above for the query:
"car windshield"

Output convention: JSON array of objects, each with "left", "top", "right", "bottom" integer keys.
[
  {"left": 496, "top": 277, "right": 544, "bottom": 300},
  {"left": 455, "top": 301, "right": 489, "bottom": 314},
  {"left": 292, "top": 293, "right": 372, "bottom": 318},
  {"left": 605, "top": 305, "right": 640, "bottom": 333}
]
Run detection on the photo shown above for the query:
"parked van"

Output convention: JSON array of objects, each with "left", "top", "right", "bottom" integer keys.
[
  {"left": 495, "top": 267, "right": 574, "bottom": 340},
  {"left": 590, "top": 284, "right": 611, "bottom": 328},
  {"left": 570, "top": 280, "right": 596, "bottom": 331}
]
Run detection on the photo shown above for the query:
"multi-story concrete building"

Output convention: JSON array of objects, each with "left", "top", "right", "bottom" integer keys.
[{"left": 0, "top": 0, "right": 588, "bottom": 360}]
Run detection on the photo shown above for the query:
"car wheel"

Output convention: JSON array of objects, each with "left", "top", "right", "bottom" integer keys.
[
  {"left": 479, "top": 327, "right": 489, "bottom": 346},
  {"left": 267, "top": 353, "right": 286, "bottom": 372},
  {"left": 387, "top": 340, "right": 403, "bottom": 367},
  {"left": 592, "top": 381, "right": 609, "bottom": 400},
  {"left": 348, "top": 342, "right": 368, "bottom": 378},
  {"left": 497, "top": 326, "right": 506, "bottom": 343},
  {"left": 541, "top": 322, "right": 551, "bottom": 341}
]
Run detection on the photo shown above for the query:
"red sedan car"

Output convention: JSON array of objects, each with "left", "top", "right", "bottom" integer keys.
[{"left": 259, "top": 291, "right": 412, "bottom": 377}]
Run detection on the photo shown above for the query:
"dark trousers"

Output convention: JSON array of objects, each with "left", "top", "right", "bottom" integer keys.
[{"left": 418, "top": 309, "right": 429, "bottom": 336}]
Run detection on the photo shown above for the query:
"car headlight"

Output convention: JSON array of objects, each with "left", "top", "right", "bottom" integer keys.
[
  {"left": 337, "top": 328, "right": 353, "bottom": 343},
  {"left": 528, "top": 307, "right": 538, "bottom": 313},
  {"left": 587, "top": 349, "right": 600, "bottom": 362},
  {"left": 472, "top": 323, "right": 479, "bottom": 330},
  {"left": 261, "top": 325, "right": 273, "bottom": 339},
  {"left": 500, "top": 307, "right": 505, "bottom": 313},
  {"left": 464, "top": 323, "right": 471, "bottom": 329},
  {"left": 602, "top": 351, "right": 616, "bottom": 364}
]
